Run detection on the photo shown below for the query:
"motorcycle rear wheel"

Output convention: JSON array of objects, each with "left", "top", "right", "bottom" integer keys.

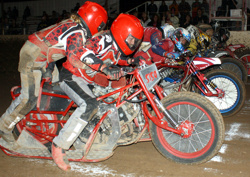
[
  {"left": 234, "top": 47, "right": 250, "bottom": 76},
  {"left": 150, "top": 92, "right": 224, "bottom": 164},
  {"left": 197, "top": 69, "right": 246, "bottom": 117},
  {"left": 14, "top": 113, "right": 61, "bottom": 146}
]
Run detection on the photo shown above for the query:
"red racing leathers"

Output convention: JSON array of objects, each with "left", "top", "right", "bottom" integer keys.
[
  {"left": 0, "top": 19, "right": 90, "bottom": 141},
  {"left": 134, "top": 26, "right": 175, "bottom": 64},
  {"left": 62, "top": 30, "right": 130, "bottom": 83},
  {"left": 143, "top": 27, "right": 163, "bottom": 45},
  {"left": 20, "top": 19, "right": 88, "bottom": 73},
  {"left": 134, "top": 37, "right": 175, "bottom": 64},
  {"left": 53, "top": 30, "right": 131, "bottom": 151}
]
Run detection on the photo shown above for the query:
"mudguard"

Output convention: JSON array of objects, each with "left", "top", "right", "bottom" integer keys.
[
  {"left": 226, "top": 44, "right": 245, "bottom": 52},
  {"left": 206, "top": 51, "right": 230, "bottom": 58},
  {"left": 193, "top": 57, "right": 221, "bottom": 70}
]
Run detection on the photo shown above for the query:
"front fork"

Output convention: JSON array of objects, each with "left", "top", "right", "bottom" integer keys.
[
  {"left": 148, "top": 85, "right": 194, "bottom": 137},
  {"left": 194, "top": 72, "right": 225, "bottom": 98},
  {"left": 153, "top": 98, "right": 179, "bottom": 128}
]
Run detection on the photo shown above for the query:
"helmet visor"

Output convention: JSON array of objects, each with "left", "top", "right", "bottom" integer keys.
[
  {"left": 180, "top": 37, "right": 190, "bottom": 49},
  {"left": 97, "top": 21, "right": 106, "bottom": 32},
  {"left": 125, "top": 34, "right": 142, "bottom": 51}
]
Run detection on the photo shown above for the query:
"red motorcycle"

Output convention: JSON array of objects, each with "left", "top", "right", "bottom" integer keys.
[
  {"left": 157, "top": 53, "right": 246, "bottom": 117},
  {"left": 196, "top": 24, "right": 249, "bottom": 83},
  {"left": 225, "top": 44, "right": 250, "bottom": 76},
  {"left": 0, "top": 63, "right": 224, "bottom": 164},
  {"left": 207, "top": 44, "right": 249, "bottom": 83}
]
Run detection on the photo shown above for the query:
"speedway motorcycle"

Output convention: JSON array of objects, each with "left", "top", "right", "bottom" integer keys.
[
  {"left": 205, "top": 43, "right": 248, "bottom": 83},
  {"left": 234, "top": 45, "right": 250, "bottom": 76},
  {"left": 196, "top": 24, "right": 249, "bottom": 83},
  {"left": 157, "top": 53, "right": 246, "bottom": 117},
  {"left": 0, "top": 63, "right": 224, "bottom": 164}
]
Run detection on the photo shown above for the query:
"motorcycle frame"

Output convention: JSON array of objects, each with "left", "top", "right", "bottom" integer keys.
[
  {"left": 156, "top": 56, "right": 224, "bottom": 98},
  {"left": 5, "top": 67, "right": 184, "bottom": 161},
  {"left": 224, "top": 44, "right": 245, "bottom": 60}
]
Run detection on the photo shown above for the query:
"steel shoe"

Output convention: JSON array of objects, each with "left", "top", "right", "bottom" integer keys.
[{"left": 52, "top": 143, "right": 71, "bottom": 171}]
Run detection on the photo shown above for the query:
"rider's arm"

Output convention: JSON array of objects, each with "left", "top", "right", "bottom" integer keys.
[
  {"left": 117, "top": 54, "right": 130, "bottom": 66},
  {"left": 187, "top": 39, "right": 198, "bottom": 56},
  {"left": 151, "top": 39, "right": 175, "bottom": 57},
  {"left": 151, "top": 42, "right": 167, "bottom": 56},
  {"left": 150, "top": 31, "right": 162, "bottom": 46},
  {"left": 46, "top": 62, "right": 55, "bottom": 71},
  {"left": 42, "top": 62, "right": 55, "bottom": 82},
  {"left": 66, "top": 33, "right": 105, "bottom": 71}
]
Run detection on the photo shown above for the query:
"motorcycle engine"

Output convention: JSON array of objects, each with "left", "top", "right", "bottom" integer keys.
[
  {"left": 159, "top": 67, "right": 184, "bottom": 94},
  {"left": 92, "top": 84, "right": 120, "bottom": 102},
  {"left": 78, "top": 98, "right": 141, "bottom": 144}
]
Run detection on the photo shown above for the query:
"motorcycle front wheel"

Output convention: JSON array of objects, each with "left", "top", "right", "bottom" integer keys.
[
  {"left": 150, "top": 92, "right": 225, "bottom": 164},
  {"left": 197, "top": 69, "right": 246, "bottom": 117},
  {"left": 219, "top": 57, "right": 248, "bottom": 83}
]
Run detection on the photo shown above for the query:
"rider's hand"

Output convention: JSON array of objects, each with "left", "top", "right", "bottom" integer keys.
[
  {"left": 101, "top": 65, "right": 123, "bottom": 80},
  {"left": 130, "top": 56, "right": 146, "bottom": 66},
  {"left": 165, "top": 52, "right": 180, "bottom": 59},
  {"left": 182, "top": 49, "right": 193, "bottom": 57},
  {"left": 42, "top": 69, "right": 52, "bottom": 82}
]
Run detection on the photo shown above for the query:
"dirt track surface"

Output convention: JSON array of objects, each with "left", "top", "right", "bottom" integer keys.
[{"left": 0, "top": 73, "right": 249, "bottom": 177}]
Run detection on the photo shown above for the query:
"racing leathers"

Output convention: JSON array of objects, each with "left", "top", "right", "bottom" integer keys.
[
  {"left": 134, "top": 26, "right": 179, "bottom": 64},
  {"left": 134, "top": 38, "right": 175, "bottom": 64},
  {"left": 143, "top": 27, "right": 163, "bottom": 45},
  {"left": 53, "top": 30, "right": 131, "bottom": 150},
  {"left": 0, "top": 19, "right": 90, "bottom": 143}
]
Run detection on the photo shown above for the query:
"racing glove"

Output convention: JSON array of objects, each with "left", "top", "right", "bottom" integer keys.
[
  {"left": 130, "top": 56, "right": 146, "bottom": 66},
  {"left": 42, "top": 69, "right": 53, "bottom": 82},
  {"left": 101, "top": 64, "right": 123, "bottom": 80},
  {"left": 182, "top": 49, "right": 193, "bottom": 57},
  {"left": 165, "top": 52, "right": 180, "bottom": 59},
  {"left": 43, "top": 62, "right": 55, "bottom": 82}
]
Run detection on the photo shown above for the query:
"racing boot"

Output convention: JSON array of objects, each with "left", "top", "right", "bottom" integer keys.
[
  {"left": 0, "top": 114, "right": 16, "bottom": 143},
  {"left": 52, "top": 142, "right": 71, "bottom": 171},
  {"left": 52, "top": 116, "right": 88, "bottom": 171}
]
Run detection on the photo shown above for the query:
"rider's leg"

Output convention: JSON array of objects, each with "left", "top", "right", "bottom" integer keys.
[
  {"left": 52, "top": 70, "right": 98, "bottom": 171},
  {"left": 0, "top": 42, "right": 43, "bottom": 143},
  {"left": 0, "top": 72, "right": 38, "bottom": 143}
]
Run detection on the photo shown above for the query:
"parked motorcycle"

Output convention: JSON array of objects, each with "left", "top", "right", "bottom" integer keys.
[
  {"left": 0, "top": 63, "right": 224, "bottom": 165},
  {"left": 157, "top": 53, "right": 246, "bottom": 117}
]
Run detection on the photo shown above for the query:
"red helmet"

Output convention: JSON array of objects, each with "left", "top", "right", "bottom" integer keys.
[
  {"left": 77, "top": 1, "right": 108, "bottom": 37},
  {"left": 111, "top": 14, "right": 143, "bottom": 55}
]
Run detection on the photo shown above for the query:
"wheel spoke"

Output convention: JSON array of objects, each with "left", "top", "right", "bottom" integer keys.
[
  {"left": 161, "top": 103, "right": 212, "bottom": 153},
  {"left": 205, "top": 76, "right": 238, "bottom": 110},
  {"left": 152, "top": 91, "right": 224, "bottom": 164}
]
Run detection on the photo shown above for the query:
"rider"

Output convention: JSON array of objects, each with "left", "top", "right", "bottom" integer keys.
[
  {"left": 186, "top": 25, "right": 212, "bottom": 56},
  {"left": 51, "top": 14, "right": 144, "bottom": 171},
  {"left": 135, "top": 23, "right": 175, "bottom": 63},
  {"left": 134, "top": 27, "right": 191, "bottom": 64},
  {"left": 204, "top": 21, "right": 230, "bottom": 49},
  {"left": 0, "top": 2, "right": 108, "bottom": 145},
  {"left": 212, "top": 27, "right": 230, "bottom": 49},
  {"left": 142, "top": 23, "right": 175, "bottom": 47}
]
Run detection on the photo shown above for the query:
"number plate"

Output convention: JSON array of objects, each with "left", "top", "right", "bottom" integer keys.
[{"left": 139, "top": 64, "right": 161, "bottom": 91}]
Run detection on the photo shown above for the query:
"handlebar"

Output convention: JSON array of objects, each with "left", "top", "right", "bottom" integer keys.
[{"left": 121, "top": 61, "right": 149, "bottom": 76}]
